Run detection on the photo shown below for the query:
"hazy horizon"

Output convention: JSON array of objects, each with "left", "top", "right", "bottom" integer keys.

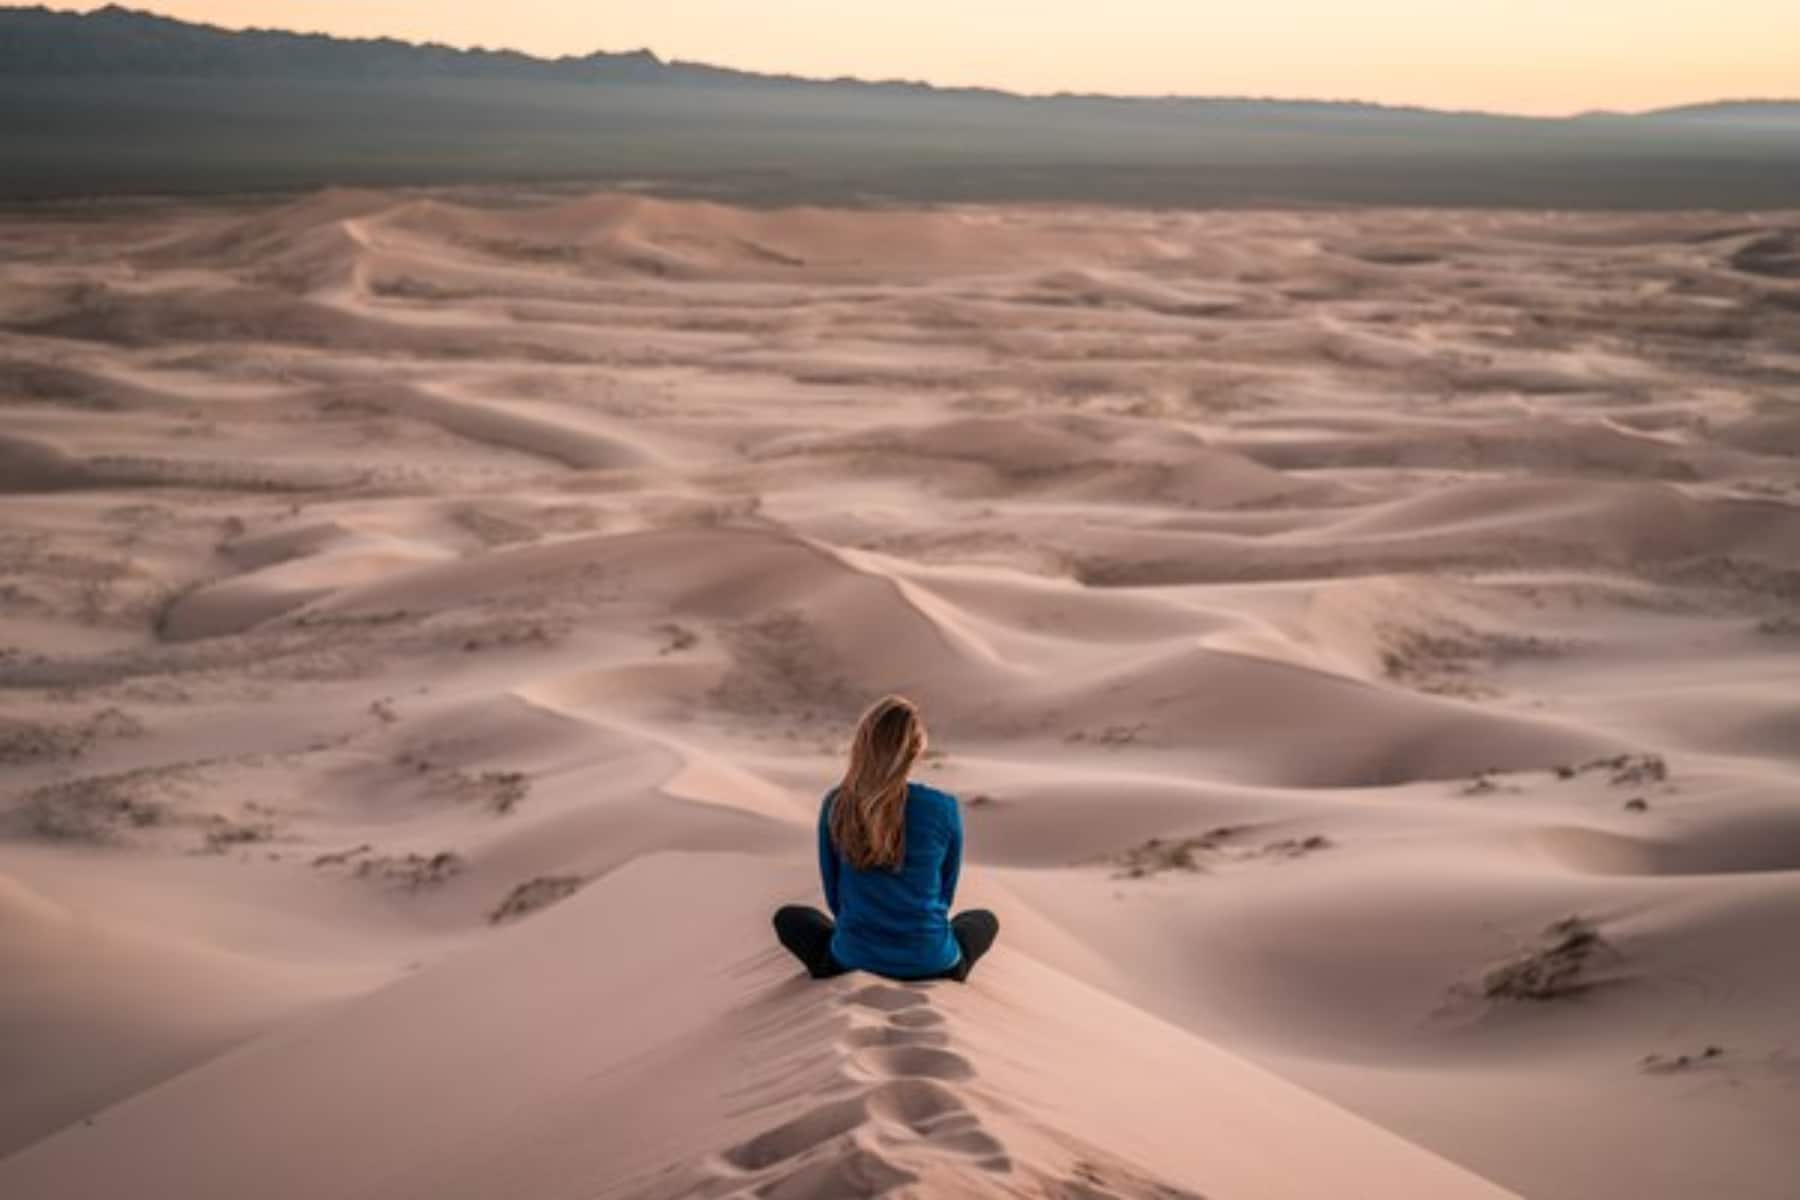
[{"left": 43, "top": 0, "right": 1800, "bottom": 117}]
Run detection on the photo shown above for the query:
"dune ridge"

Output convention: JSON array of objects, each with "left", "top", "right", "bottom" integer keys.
[{"left": 0, "top": 855, "right": 1519, "bottom": 1200}]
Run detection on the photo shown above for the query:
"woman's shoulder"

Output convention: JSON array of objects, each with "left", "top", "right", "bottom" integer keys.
[{"left": 905, "top": 780, "right": 958, "bottom": 810}]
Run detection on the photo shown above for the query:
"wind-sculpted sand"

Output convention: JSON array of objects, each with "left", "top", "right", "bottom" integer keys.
[{"left": 1, "top": 191, "right": 1796, "bottom": 1199}]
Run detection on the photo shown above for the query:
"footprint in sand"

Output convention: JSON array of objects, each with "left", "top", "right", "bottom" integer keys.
[
  {"left": 704, "top": 983, "right": 1010, "bottom": 1195},
  {"left": 1051, "top": 1158, "right": 1212, "bottom": 1200},
  {"left": 835, "top": 986, "right": 979, "bottom": 1082},
  {"left": 751, "top": 1147, "right": 917, "bottom": 1200},
  {"left": 835, "top": 988, "right": 1006, "bottom": 1170},
  {"left": 840, "top": 983, "right": 932, "bottom": 1013},
  {"left": 840, "top": 1023, "right": 951, "bottom": 1050},
  {"left": 887, "top": 1007, "right": 946, "bottom": 1029},
  {"left": 848, "top": 1044, "right": 978, "bottom": 1083},
  {"left": 862, "top": 1077, "right": 966, "bottom": 1130},
  {"left": 720, "top": 1095, "right": 869, "bottom": 1172},
  {"left": 865, "top": 1078, "right": 1008, "bottom": 1162}
]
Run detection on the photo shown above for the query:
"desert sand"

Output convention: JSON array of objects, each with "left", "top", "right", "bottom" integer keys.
[{"left": 1, "top": 191, "right": 1796, "bottom": 1199}]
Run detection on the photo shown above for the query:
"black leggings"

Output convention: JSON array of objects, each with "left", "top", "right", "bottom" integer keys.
[{"left": 772, "top": 905, "right": 999, "bottom": 983}]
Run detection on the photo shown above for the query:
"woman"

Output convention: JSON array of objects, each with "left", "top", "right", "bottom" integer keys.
[{"left": 773, "top": 695, "right": 999, "bottom": 982}]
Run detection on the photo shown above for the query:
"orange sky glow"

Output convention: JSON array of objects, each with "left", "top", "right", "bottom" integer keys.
[{"left": 60, "top": 1, "right": 1800, "bottom": 116}]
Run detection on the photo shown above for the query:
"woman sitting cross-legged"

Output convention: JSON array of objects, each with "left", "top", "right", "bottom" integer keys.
[{"left": 773, "top": 694, "right": 998, "bottom": 983}]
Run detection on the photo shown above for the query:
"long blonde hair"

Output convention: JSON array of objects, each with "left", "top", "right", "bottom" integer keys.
[{"left": 829, "top": 695, "right": 927, "bottom": 871}]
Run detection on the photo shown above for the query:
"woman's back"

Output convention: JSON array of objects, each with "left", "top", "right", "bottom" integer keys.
[
  {"left": 819, "top": 781, "right": 962, "bottom": 979},
  {"left": 772, "top": 694, "right": 997, "bottom": 983}
]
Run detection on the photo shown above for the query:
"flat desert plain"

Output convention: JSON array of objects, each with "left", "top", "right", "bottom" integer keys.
[{"left": 1, "top": 192, "right": 1797, "bottom": 1200}]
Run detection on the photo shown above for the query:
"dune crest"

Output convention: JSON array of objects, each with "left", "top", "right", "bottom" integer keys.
[{"left": 0, "top": 857, "right": 1517, "bottom": 1200}]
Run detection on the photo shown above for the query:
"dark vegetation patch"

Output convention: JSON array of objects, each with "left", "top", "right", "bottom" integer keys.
[
  {"left": 1641, "top": 1045, "right": 1725, "bottom": 1074},
  {"left": 1480, "top": 916, "right": 1618, "bottom": 1002},
  {"left": 1261, "top": 835, "right": 1333, "bottom": 859},
  {"left": 391, "top": 752, "right": 532, "bottom": 814},
  {"left": 1064, "top": 722, "right": 1150, "bottom": 748},
  {"left": 0, "top": 706, "right": 143, "bottom": 765},
  {"left": 290, "top": 607, "right": 413, "bottom": 630},
  {"left": 1552, "top": 753, "right": 1669, "bottom": 787},
  {"left": 17, "top": 762, "right": 189, "bottom": 841},
  {"left": 1596, "top": 754, "right": 1668, "bottom": 787},
  {"left": 1378, "top": 622, "right": 1559, "bottom": 699},
  {"left": 481, "top": 770, "right": 530, "bottom": 815},
  {"left": 311, "top": 843, "right": 465, "bottom": 889},
  {"left": 200, "top": 816, "right": 275, "bottom": 853},
  {"left": 363, "top": 850, "right": 465, "bottom": 889},
  {"left": 1461, "top": 771, "right": 1522, "bottom": 796},
  {"left": 1110, "top": 825, "right": 1329, "bottom": 877},
  {"left": 1113, "top": 833, "right": 1217, "bottom": 877},
  {"left": 358, "top": 850, "right": 464, "bottom": 888},
  {"left": 489, "top": 875, "right": 586, "bottom": 923},
  {"left": 460, "top": 623, "right": 554, "bottom": 653}
]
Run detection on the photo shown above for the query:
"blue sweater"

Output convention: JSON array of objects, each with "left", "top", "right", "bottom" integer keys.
[{"left": 819, "top": 781, "right": 963, "bottom": 979}]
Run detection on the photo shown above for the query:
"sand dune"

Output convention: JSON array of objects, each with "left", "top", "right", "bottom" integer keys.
[
  {"left": 1, "top": 191, "right": 1796, "bottom": 1198},
  {"left": 0, "top": 856, "right": 1518, "bottom": 1200}
]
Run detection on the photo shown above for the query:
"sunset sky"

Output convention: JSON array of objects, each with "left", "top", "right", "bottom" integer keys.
[{"left": 67, "top": 1, "right": 1800, "bottom": 116}]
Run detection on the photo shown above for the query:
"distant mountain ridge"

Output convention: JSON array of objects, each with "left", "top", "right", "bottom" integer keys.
[
  {"left": 2, "top": 4, "right": 811, "bottom": 90},
  {"left": 8, "top": 4, "right": 1791, "bottom": 120},
  {"left": 1646, "top": 100, "right": 1800, "bottom": 121},
  {"left": 3, "top": 4, "right": 1797, "bottom": 205}
]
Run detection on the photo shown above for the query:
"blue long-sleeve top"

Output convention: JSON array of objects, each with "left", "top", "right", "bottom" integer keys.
[{"left": 818, "top": 781, "right": 963, "bottom": 979}]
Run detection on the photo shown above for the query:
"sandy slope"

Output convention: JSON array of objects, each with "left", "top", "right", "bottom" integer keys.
[
  {"left": 0, "top": 855, "right": 1517, "bottom": 1200},
  {"left": 1, "top": 191, "right": 1796, "bottom": 1198}
]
